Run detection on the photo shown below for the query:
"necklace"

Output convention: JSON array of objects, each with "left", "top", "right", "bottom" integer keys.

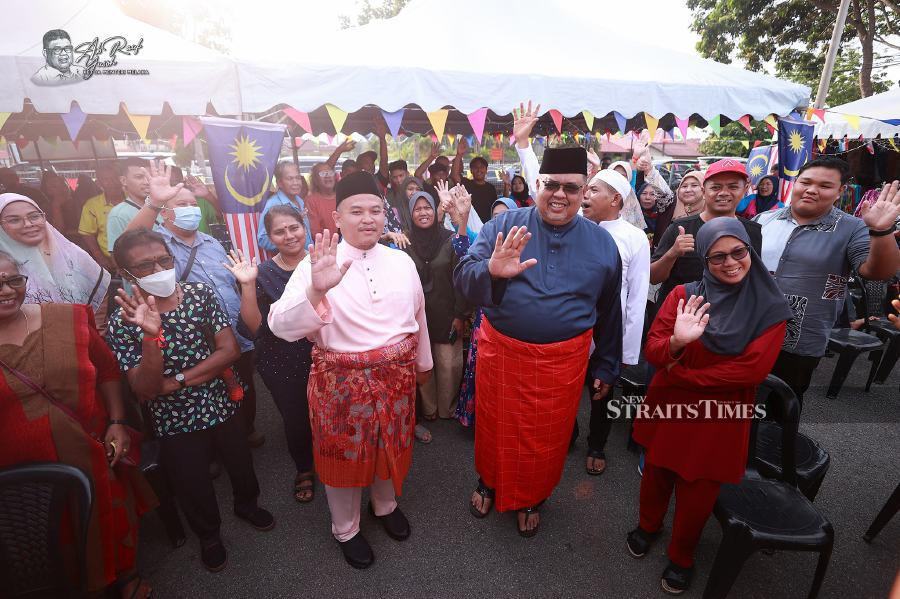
[{"left": 20, "top": 308, "right": 29, "bottom": 336}]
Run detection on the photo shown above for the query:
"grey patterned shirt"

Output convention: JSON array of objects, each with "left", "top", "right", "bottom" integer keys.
[{"left": 755, "top": 206, "right": 869, "bottom": 357}]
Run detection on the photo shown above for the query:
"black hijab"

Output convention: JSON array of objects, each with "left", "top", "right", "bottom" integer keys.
[
  {"left": 684, "top": 217, "right": 792, "bottom": 355},
  {"left": 755, "top": 175, "right": 780, "bottom": 213},
  {"left": 510, "top": 175, "right": 530, "bottom": 206},
  {"left": 407, "top": 191, "right": 452, "bottom": 293}
]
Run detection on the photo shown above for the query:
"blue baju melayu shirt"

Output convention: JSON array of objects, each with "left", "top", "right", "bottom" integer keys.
[{"left": 453, "top": 206, "right": 623, "bottom": 383}]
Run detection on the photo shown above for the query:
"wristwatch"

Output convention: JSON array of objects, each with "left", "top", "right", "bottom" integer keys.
[
  {"left": 144, "top": 196, "right": 164, "bottom": 212},
  {"left": 175, "top": 373, "right": 186, "bottom": 388}
]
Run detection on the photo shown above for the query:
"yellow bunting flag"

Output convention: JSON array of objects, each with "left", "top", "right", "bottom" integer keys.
[
  {"left": 0, "top": 112, "right": 10, "bottom": 132},
  {"left": 325, "top": 104, "right": 348, "bottom": 134},
  {"left": 740, "top": 140, "right": 750, "bottom": 149},
  {"left": 644, "top": 112, "right": 659, "bottom": 141},
  {"left": 125, "top": 110, "right": 151, "bottom": 141},
  {"left": 763, "top": 114, "right": 778, "bottom": 128},
  {"left": 582, "top": 110, "right": 594, "bottom": 132},
  {"left": 842, "top": 114, "right": 861, "bottom": 131},
  {"left": 426, "top": 109, "right": 449, "bottom": 140},
  {"left": 888, "top": 138, "right": 898, "bottom": 152}
]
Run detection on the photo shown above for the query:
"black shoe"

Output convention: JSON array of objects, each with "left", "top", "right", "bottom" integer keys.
[
  {"left": 626, "top": 526, "right": 660, "bottom": 558},
  {"left": 661, "top": 561, "right": 694, "bottom": 595},
  {"left": 338, "top": 532, "right": 374, "bottom": 569},
  {"left": 200, "top": 539, "right": 227, "bottom": 572},
  {"left": 235, "top": 507, "right": 275, "bottom": 531},
  {"left": 368, "top": 502, "right": 410, "bottom": 541}
]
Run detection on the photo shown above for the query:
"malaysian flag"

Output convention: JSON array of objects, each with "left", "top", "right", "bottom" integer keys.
[
  {"left": 777, "top": 117, "right": 814, "bottom": 206},
  {"left": 200, "top": 116, "right": 286, "bottom": 263}
]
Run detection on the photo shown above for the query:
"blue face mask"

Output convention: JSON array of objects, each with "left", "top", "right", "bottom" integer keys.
[{"left": 170, "top": 206, "right": 202, "bottom": 231}]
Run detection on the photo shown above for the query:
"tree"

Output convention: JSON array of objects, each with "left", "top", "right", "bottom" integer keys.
[
  {"left": 687, "top": 0, "right": 899, "bottom": 101},
  {"left": 698, "top": 121, "right": 772, "bottom": 157},
  {"left": 339, "top": 0, "right": 411, "bottom": 29},
  {"left": 776, "top": 48, "right": 891, "bottom": 106}
]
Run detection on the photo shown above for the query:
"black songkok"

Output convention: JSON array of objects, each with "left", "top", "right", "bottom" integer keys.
[
  {"left": 539, "top": 147, "right": 588, "bottom": 176},
  {"left": 335, "top": 171, "right": 383, "bottom": 206}
]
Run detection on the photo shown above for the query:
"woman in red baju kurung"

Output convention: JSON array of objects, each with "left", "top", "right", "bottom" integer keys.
[
  {"left": 0, "top": 252, "right": 156, "bottom": 598},
  {"left": 628, "top": 218, "right": 792, "bottom": 595}
]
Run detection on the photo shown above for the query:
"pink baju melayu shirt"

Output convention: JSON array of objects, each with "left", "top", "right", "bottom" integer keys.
[{"left": 268, "top": 241, "right": 433, "bottom": 372}]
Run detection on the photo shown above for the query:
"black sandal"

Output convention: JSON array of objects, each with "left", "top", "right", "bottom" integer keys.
[
  {"left": 294, "top": 472, "right": 315, "bottom": 503},
  {"left": 517, "top": 505, "right": 541, "bottom": 538},
  {"left": 469, "top": 479, "right": 495, "bottom": 519},
  {"left": 585, "top": 448, "right": 607, "bottom": 476},
  {"left": 115, "top": 571, "right": 152, "bottom": 599}
]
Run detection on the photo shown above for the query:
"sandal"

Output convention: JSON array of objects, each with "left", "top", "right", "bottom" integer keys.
[
  {"left": 294, "top": 472, "right": 315, "bottom": 503},
  {"left": 469, "top": 479, "right": 495, "bottom": 519},
  {"left": 517, "top": 504, "right": 542, "bottom": 538},
  {"left": 115, "top": 571, "right": 153, "bottom": 599},
  {"left": 585, "top": 448, "right": 607, "bottom": 476},
  {"left": 423, "top": 412, "right": 438, "bottom": 422},
  {"left": 414, "top": 424, "right": 432, "bottom": 444}
]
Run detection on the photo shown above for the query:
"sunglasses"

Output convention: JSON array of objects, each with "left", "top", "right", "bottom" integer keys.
[
  {"left": 125, "top": 255, "right": 175, "bottom": 277},
  {"left": 0, "top": 275, "right": 28, "bottom": 290},
  {"left": 706, "top": 245, "right": 750, "bottom": 265},
  {"left": 317, "top": 170, "right": 335, "bottom": 178},
  {"left": 542, "top": 180, "right": 584, "bottom": 196}
]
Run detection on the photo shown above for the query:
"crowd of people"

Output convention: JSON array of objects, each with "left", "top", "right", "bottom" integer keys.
[{"left": 0, "top": 99, "right": 899, "bottom": 597}]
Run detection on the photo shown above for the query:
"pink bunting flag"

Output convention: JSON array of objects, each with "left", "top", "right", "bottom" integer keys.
[
  {"left": 182, "top": 117, "right": 202, "bottom": 145},
  {"left": 738, "top": 115, "right": 752, "bottom": 133},
  {"left": 381, "top": 109, "right": 405, "bottom": 138},
  {"left": 549, "top": 109, "right": 563, "bottom": 134},
  {"left": 61, "top": 102, "right": 87, "bottom": 141},
  {"left": 675, "top": 116, "right": 689, "bottom": 140},
  {"left": 467, "top": 108, "right": 488, "bottom": 144},
  {"left": 283, "top": 107, "right": 313, "bottom": 133}
]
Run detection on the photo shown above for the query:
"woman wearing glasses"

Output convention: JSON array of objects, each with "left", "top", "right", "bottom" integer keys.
[
  {"left": 106, "top": 228, "right": 274, "bottom": 573},
  {"left": 0, "top": 250, "right": 157, "bottom": 598},
  {"left": 627, "top": 218, "right": 791, "bottom": 595},
  {"left": 0, "top": 193, "right": 110, "bottom": 326},
  {"left": 304, "top": 163, "right": 339, "bottom": 237}
]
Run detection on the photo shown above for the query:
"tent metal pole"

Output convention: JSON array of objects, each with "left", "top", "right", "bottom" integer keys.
[
  {"left": 291, "top": 133, "right": 299, "bottom": 166},
  {"left": 813, "top": 0, "right": 851, "bottom": 109},
  {"left": 89, "top": 138, "right": 100, "bottom": 169}
]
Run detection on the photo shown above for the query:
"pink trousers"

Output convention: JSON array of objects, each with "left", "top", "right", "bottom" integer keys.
[{"left": 324, "top": 477, "right": 398, "bottom": 542}]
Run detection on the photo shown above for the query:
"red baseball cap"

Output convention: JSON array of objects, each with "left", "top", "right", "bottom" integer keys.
[{"left": 704, "top": 158, "right": 748, "bottom": 181}]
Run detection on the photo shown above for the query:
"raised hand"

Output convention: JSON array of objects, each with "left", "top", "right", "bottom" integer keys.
[
  {"left": 144, "top": 159, "right": 183, "bottom": 207},
  {"left": 586, "top": 148, "right": 601, "bottom": 168},
  {"left": 451, "top": 184, "right": 472, "bottom": 219},
  {"left": 859, "top": 180, "right": 900, "bottom": 231},
  {"left": 185, "top": 175, "right": 211, "bottom": 198},
  {"left": 429, "top": 141, "right": 441, "bottom": 159},
  {"left": 635, "top": 154, "right": 653, "bottom": 174},
  {"left": 386, "top": 231, "right": 411, "bottom": 249},
  {"left": 436, "top": 179, "right": 454, "bottom": 219},
  {"left": 338, "top": 138, "right": 357, "bottom": 153},
  {"left": 374, "top": 117, "right": 388, "bottom": 139},
  {"left": 115, "top": 287, "right": 162, "bottom": 337},
  {"left": 672, "top": 295, "right": 711, "bottom": 348},
  {"left": 669, "top": 226, "right": 695, "bottom": 257},
  {"left": 456, "top": 136, "right": 470, "bottom": 157},
  {"left": 309, "top": 230, "right": 352, "bottom": 294},
  {"left": 513, "top": 100, "right": 541, "bottom": 146},
  {"left": 223, "top": 249, "right": 258, "bottom": 285},
  {"left": 488, "top": 226, "right": 538, "bottom": 278}
]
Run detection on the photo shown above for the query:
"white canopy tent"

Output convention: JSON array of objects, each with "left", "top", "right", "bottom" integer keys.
[
  {"left": 236, "top": 0, "right": 810, "bottom": 123},
  {"left": 815, "top": 88, "right": 900, "bottom": 138},
  {"left": 0, "top": 0, "right": 240, "bottom": 115}
]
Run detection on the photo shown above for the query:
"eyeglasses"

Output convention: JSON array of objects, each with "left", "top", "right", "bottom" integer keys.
[
  {"left": 317, "top": 170, "right": 335, "bottom": 178},
  {"left": 1, "top": 212, "right": 46, "bottom": 228},
  {"left": 49, "top": 45, "right": 73, "bottom": 56},
  {"left": 706, "top": 245, "right": 750, "bottom": 265},
  {"left": 125, "top": 255, "right": 175, "bottom": 277},
  {"left": 0, "top": 275, "right": 28, "bottom": 290},
  {"left": 542, "top": 180, "right": 584, "bottom": 196}
]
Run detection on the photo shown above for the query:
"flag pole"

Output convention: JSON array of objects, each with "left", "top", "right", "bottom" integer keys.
[{"left": 813, "top": 0, "right": 852, "bottom": 110}]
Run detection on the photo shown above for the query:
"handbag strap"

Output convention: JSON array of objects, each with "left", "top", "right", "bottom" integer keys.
[
  {"left": 0, "top": 356, "right": 92, "bottom": 435},
  {"left": 179, "top": 244, "right": 200, "bottom": 283}
]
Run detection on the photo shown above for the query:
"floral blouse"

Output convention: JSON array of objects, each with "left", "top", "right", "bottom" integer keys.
[{"left": 107, "top": 282, "right": 238, "bottom": 437}]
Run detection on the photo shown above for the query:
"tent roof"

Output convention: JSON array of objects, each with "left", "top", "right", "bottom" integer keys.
[
  {"left": 0, "top": 0, "right": 240, "bottom": 115},
  {"left": 236, "top": 0, "right": 810, "bottom": 122},
  {"left": 815, "top": 88, "right": 900, "bottom": 138}
]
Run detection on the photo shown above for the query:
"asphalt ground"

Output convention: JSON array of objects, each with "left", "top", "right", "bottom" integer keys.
[{"left": 138, "top": 354, "right": 900, "bottom": 598}]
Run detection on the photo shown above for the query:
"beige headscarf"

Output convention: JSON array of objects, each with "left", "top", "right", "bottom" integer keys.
[
  {"left": 605, "top": 161, "right": 645, "bottom": 229},
  {"left": 673, "top": 170, "right": 705, "bottom": 219}
]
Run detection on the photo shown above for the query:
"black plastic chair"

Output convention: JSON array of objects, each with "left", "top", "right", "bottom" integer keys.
[
  {"left": 0, "top": 462, "right": 93, "bottom": 598},
  {"left": 753, "top": 380, "right": 831, "bottom": 502},
  {"left": 863, "top": 481, "right": 900, "bottom": 543},
  {"left": 824, "top": 328, "right": 883, "bottom": 399},
  {"left": 862, "top": 319, "right": 900, "bottom": 390},
  {"left": 702, "top": 375, "right": 834, "bottom": 599}
]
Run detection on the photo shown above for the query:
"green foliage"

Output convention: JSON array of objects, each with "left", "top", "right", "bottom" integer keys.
[
  {"left": 687, "top": 0, "right": 899, "bottom": 101},
  {"left": 698, "top": 121, "right": 772, "bottom": 158},
  {"left": 775, "top": 48, "right": 891, "bottom": 107},
  {"left": 339, "top": 0, "right": 411, "bottom": 28}
]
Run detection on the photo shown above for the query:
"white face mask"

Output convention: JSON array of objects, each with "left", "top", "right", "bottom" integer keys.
[{"left": 132, "top": 268, "right": 177, "bottom": 297}]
